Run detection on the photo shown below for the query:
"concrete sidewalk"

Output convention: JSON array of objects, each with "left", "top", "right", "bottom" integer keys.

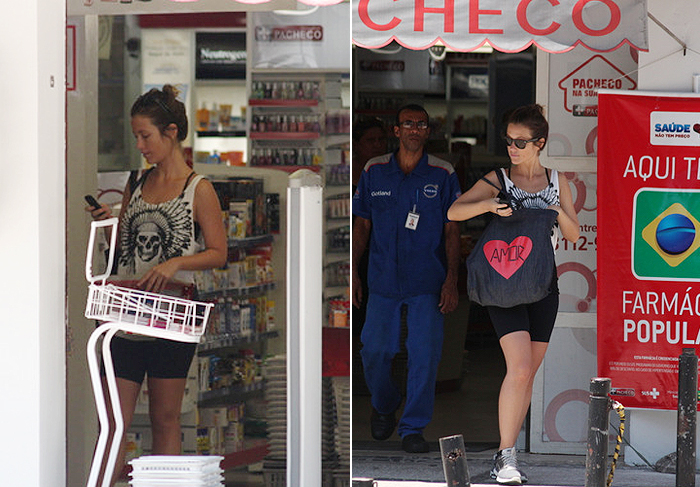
[{"left": 352, "top": 445, "right": 700, "bottom": 487}]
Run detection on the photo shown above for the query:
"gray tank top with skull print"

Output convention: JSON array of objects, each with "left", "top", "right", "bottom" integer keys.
[{"left": 117, "top": 171, "right": 203, "bottom": 284}]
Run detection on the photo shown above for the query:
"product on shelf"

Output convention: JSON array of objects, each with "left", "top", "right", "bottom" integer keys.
[
  {"left": 196, "top": 102, "right": 245, "bottom": 132},
  {"left": 325, "top": 261, "right": 350, "bottom": 287},
  {"left": 203, "top": 350, "right": 262, "bottom": 393},
  {"left": 124, "top": 432, "right": 142, "bottom": 464},
  {"left": 327, "top": 225, "right": 350, "bottom": 253},
  {"left": 325, "top": 111, "right": 351, "bottom": 135},
  {"left": 197, "top": 403, "right": 247, "bottom": 455},
  {"left": 326, "top": 162, "right": 350, "bottom": 186},
  {"left": 250, "top": 113, "right": 321, "bottom": 134},
  {"left": 249, "top": 147, "right": 322, "bottom": 167},
  {"left": 326, "top": 195, "right": 350, "bottom": 219},
  {"left": 250, "top": 80, "right": 320, "bottom": 101},
  {"left": 213, "top": 178, "right": 272, "bottom": 237},
  {"left": 197, "top": 103, "right": 211, "bottom": 131},
  {"left": 328, "top": 297, "right": 350, "bottom": 328},
  {"left": 265, "top": 193, "right": 280, "bottom": 234}
]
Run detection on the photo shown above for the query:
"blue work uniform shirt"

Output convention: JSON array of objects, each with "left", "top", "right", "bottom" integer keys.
[{"left": 353, "top": 151, "right": 462, "bottom": 298}]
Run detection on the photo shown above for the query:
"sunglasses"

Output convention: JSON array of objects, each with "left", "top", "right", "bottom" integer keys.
[
  {"left": 504, "top": 136, "right": 539, "bottom": 149},
  {"left": 400, "top": 120, "right": 429, "bottom": 130}
]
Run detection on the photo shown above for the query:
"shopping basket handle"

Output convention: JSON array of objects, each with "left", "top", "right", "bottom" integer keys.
[{"left": 86, "top": 217, "right": 119, "bottom": 284}]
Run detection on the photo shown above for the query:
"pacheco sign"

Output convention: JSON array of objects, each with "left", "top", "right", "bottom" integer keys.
[
  {"left": 598, "top": 91, "right": 700, "bottom": 410},
  {"left": 353, "top": 0, "right": 648, "bottom": 53}
]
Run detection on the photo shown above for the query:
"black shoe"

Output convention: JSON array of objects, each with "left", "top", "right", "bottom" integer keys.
[
  {"left": 402, "top": 433, "right": 429, "bottom": 453},
  {"left": 370, "top": 408, "right": 396, "bottom": 440}
]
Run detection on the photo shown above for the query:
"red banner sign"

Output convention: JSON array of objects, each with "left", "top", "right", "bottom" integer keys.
[
  {"left": 598, "top": 91, "right": 700, "bottom": 410},
  {"left": 352, "top": 0, "right": 647, "bottom": 53}
]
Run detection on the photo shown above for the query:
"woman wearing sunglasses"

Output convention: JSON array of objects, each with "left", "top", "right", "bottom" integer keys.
[{"left": 447, "top": 104, "right": 579, "bottom": 485}]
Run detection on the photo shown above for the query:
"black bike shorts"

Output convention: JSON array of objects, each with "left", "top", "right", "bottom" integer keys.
[
  {"left": 487, "top": 276, "right": 560, "bottom": 343},
  {"left": 106, "top": 336, "right": 197, "bottom": 384}
]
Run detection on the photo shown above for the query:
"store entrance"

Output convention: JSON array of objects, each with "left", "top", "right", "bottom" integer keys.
[
  {"left": 351, "top": 44, "right": 536, "bottom": 450},
  {"left": 68, "top": 7, "right": 351, "bottom": 487}
]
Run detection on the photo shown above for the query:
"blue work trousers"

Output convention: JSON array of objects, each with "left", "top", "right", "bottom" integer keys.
[{"left": 360, "top": 293, "right": 444, "bottom": 437}]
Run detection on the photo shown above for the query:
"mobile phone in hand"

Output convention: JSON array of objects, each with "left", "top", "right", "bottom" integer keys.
[{"left": 84, "top": 195, "right": 100, "bottom": 209}]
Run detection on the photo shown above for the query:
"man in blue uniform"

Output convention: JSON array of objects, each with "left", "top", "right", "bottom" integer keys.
[{"left": 352, "top": 104, "right": 461, "bottom": 453}]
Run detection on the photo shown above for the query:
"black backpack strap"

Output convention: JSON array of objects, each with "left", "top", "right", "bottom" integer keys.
[
  {"left": 494, "top": 168, "right": 508, "bottom": 193},
  {"left": 481, "top": 169, "right": 511, "bottom": 201},
  {"left": 480, "top": 172, "right": 504, "bottom": 194},
  {"left": 128, "top": 168, "right": 153, "bottom": 196},
  {"left": 182, "top": 171, "right": 196, "bottom": 193}
]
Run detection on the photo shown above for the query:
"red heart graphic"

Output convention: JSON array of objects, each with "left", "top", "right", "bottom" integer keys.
[{"left": 482, "top": 236, "right": 533, "bottom": 279}]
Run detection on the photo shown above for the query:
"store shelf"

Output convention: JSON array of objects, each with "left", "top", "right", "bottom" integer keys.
[
  {"left": 199, "top": 282, "right": 275, "bottom": 300},
  {"left": 197, "top": 130, "right": 246, "bottom": 137},
  {"left": 249, "top": 164, "right": 321, "bottom": 173},
  {"left": 249, "top": 99, "right": 318, "bottom": 107},
  {"left": 250, "top": 132, "right": 320, "bottom": 140},
  {"left": 228, "top": 234, "right": 274, "bottom": 249},
  {"left": 198, "top": 380, "right": 265, "bottom": 405},
  {"left": 199, "top": 330, "right": 280, "bottom": 354},
  {"left": 220, "top": 440, "right": 270, "bottom": 470}
]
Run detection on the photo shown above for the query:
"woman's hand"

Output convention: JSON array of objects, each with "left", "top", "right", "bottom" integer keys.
[
  {"left": 491, "top": 198, "right": 513, "bottom": 217},
  {"left": 85, "top": 202, "right": 113, "bottom": 221},
  {"left": 547, "top": 204, "right": 562, "bottom": 215},
  {"left": 351, "top": 271, "right": 363, "bottom": 309},
  {"left": 138, "top": 258, "right": 181, "bottom": 293}
]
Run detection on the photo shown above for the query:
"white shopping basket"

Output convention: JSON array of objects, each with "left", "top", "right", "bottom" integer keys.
[
  {"left": 84, "top": 217, "right": 213, "bottom": 342},
  {"left": 84, "top": 218, "right": 214, "bottom": 487}
]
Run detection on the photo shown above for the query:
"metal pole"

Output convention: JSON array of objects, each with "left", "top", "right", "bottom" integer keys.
[
  {"left": 677, "top": 348, "right": 697, "bottom": 487},
  {"left": 440, "top": 434, "right": 471, "bottom": 486},
  {"left": 585, "top": 377, "right": 611, "bottom": 487}
]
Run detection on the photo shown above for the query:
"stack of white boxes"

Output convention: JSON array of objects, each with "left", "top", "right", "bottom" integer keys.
[{"left": 128, "top": 456, "right": 224, "bottom": 487}]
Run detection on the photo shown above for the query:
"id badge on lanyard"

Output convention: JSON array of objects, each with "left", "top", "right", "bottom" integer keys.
[{"left": 405, "top": 189, "right": 419, "bottom": 230}]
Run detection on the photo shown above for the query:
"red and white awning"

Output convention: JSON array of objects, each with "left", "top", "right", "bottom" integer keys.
[{"left": 352, "top": 0, "right": 648, "bottom": 53}]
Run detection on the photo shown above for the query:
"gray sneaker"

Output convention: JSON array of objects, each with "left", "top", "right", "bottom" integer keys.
[
  {"left": 490, "top": 447, "right": 522, "bottom": 485},
  {"left": 519, "top": 468, "right": 528, "bottom": 484}
]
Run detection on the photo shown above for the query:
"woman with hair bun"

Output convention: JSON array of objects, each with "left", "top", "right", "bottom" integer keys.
[
  {"left": 448, "top": 104, "right": 579, "bottom": 485},
  {"left": 86, "top": 85, "right": 227, "bottom": 485}
]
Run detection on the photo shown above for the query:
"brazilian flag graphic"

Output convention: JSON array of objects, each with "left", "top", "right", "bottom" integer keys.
[{"left": 634, "top": 189, "right": 700, "bottom": 280}]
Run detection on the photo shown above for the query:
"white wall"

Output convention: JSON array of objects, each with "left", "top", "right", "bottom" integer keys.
[
  {"left": 623, "top": 0, "right": 700, "bottom": 467},
  {"left": 638, "top": 1, "right": 700, "bottom": 93},
  {"left": 0, "top": 0, "right": 66, "bottom": 486}
]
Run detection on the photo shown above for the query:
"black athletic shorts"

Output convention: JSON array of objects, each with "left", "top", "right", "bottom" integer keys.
[
  {"left": 105, "top": 336, "right": 197, "bottom": 384},
  {"left": 487, "top": 275, "right": 559, "bottom": 343}
]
